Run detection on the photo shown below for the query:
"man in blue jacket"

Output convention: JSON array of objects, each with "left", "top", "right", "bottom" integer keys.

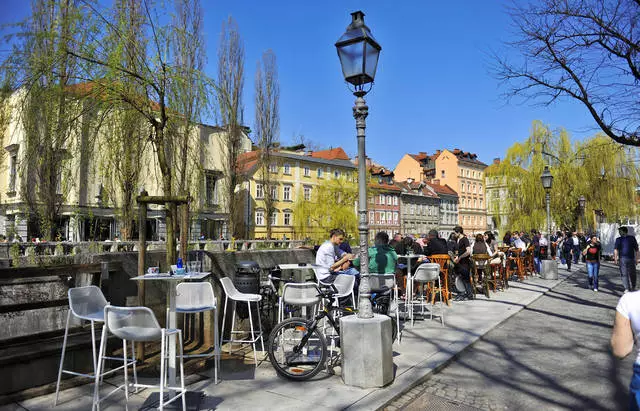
[{"left": 614, "top": 226, "right": 640, "bottom": 293}]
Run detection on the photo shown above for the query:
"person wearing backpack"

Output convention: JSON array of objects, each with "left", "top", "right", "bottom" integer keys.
[{"left": 582, "top": 236, "right": 602, "bottom": 292}]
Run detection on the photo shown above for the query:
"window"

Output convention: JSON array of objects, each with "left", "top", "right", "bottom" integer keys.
[
  {"left": 386, "top": 195, "right": 392, "bottom": 206},
  {"left": 472, "top": 171, "right": 475, "bottom": 178},
  {"left": 284, "top": 211, "right": 291, "bottom": 226},
  {"left": 255, "top": 210, "right": 264, "bottom": 226},
  {"left": 270, "top": 212, "right": 277, "bottom": 226},
  {"left": 473, "top": 184, "right": 476, "bottom": 193},
  {"left": 393, "top": 211, "right": 399, "bottom": 223},
  {"left": 466, "top": 170, "right": 470, "bottom": 177},
  {"left": 393, "top": 196, "right": 398, "bottom": 206},
  {"left": 386, "top": 211, "right": 392, "bottom": 223},
  {"left": 304, "top": 186, "right": 311, "bottom": 201},
  {"left": 283, "top": 163, "right": 291, "bottom": 175},
  {"left": 270, "top": 185, "right": 278, "bottom": 200},
  {"left": 480, "top": 200, "right": 483, "bottom": 208},
  {"left": 317, "top": 168, "right": 324, "bottom": 178},
  {"left": 205, "top": 172, "right": 219, "bottom": 206},
  {"left": 334, "top": 170, "right": 340, "bottom": 178},
  {"left": 304, "top": 166, "right": 310, "bottom": 177},
  {"left": 380, "top": 212, "right": 386, "bottom": 224},
  {"left": 283, "top": 185, "right": 292, "bottom": 201},
  {"left": 441, "top": 170, "right": 445, "bottom": 178},
  {"left": 479, "top": 184, "right": 483, "bottom": 192},
  {"left": 474, "top": 199, "right": 477, "bottom": 208},
  {"left": 461, "top": 183, "right": 465, "bottom": 192},
  {"left": 8, "top": 153, "right": 17, "bottom": 193},
  {"left": 369, "top": 211, "right": 375, "bottom": 223},
  {"left": 379, "top": 194, "right": 385, "bottom": 204},
  {"left": 428, "top": 207, "right": 432, "bottom": 216},
  {"left": 256, "top": 183, "right": 264, "bottom": 199},
  {"left": 269, "top": 163, "right": 278, "bottom": 173}
]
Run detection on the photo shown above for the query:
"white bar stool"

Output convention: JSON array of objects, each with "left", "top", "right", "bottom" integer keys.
[
  {"left": 54, "top": 286, "right": 137, "bottom": 407},
  {"left": 92, "top": 305, "right": 186, "bottom": 411},
  {"left": 278, "top": 282, "right": 321, "bottom": 323},
  {"left": 413, "top": 263, "right": 445, "bottom": 327},
  {"left": 173, "top": 282, "right": 220, "bottom": 384},
  {"left": 219, "top": 277, "right": 264, "bottom": 366}
]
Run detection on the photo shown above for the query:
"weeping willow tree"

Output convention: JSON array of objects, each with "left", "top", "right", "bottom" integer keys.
[
  {"left": 488, "top": 120, "right": 640, "bottom": 232},
  {"left": 292, "top": 174, "right": 358, "bottom": 243}
]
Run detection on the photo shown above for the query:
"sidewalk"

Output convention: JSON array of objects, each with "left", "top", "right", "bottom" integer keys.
[{"left": 1, "top": 268, "right": 569, "bottom": 411}]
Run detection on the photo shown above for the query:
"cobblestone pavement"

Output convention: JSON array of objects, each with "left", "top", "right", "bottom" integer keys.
[{"left": 383, "top": 262, "right": 635, "bottom": 411}]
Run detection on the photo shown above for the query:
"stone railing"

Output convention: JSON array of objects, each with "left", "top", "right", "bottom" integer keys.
[{"left": 0, "top": 239, "right": 310, "bottom": 261}]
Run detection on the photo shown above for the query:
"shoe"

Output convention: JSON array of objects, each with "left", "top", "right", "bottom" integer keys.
[
  {"left": 567, "top": 268, "right": 571, "bottom": 272},
  {"left": 625, "top": 290, "right": 629, "bottom": 294},
  {"left": 594, "top": 289, "right": 598, "bottom": 292}
]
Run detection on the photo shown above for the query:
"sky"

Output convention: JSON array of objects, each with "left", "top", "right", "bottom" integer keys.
[{"left": 0, "top": 0, "right": 602, "bottom": 169}]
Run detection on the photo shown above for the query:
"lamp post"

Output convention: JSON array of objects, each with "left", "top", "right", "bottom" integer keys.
[
  {"left": 578, "top": 195, "right": 586, "bottom": 232},
  {"left": 336, "top": 11, "right": 381, "bottom": 319},
  {"left": 540, "top": 166, "right": 553, "bottom": 236}
]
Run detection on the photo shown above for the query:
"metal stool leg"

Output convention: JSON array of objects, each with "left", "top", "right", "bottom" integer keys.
[
  {"left": 54, "top": 310, "right": 72, "bottom": 406},
  {"left": 247, "top": 301, "right": 258, "bottom": 365}
]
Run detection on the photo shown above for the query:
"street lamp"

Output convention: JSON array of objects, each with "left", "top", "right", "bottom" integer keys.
[
  {"left": 336, "top": 11, "right": 381, "bottom": 319},
  {"left": 540, "top": 166, "right": 553, "bottom": 236},
  {"left": 578, "top": 195, "right": 586, "bottom": 232}
]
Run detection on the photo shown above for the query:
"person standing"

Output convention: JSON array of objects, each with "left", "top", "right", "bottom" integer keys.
[
  {"left": 582, "top": 236, "right": 602, "bottom": 292},
  {"left": 452, "top": 226, "right": 474, "bottom": 301},
  {"left": 571, "top": 232, "right": 580, "bottom": 264},
  {"left": 560, "top": 233, "right": 574, "bottom": 272},
  {"left": 614, "top": 226, "right": 640, "bottom": 293},
  {"left": 611, "top": 290, "right": 640, "bottom": 410}
]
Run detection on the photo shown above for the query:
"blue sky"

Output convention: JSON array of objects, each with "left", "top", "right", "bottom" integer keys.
[{"left": 0, "top": 0, "right": 600, "bottom": 169}]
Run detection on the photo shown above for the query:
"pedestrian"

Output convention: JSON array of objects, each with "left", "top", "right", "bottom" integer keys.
[
  {"left": 571, "top": 232, "right": 580, "bottom": 264},
  {"left": 452, "top": 226, "right": 474, "bottom": 301},
  {"left": 614, "top": 226, "right": 639, "bottom": 293},
  {"left": 561, "top": 233, "right": 574, "bottom": 272},
  {"left": 582, "top": 236, "right": 601, "bottom": 292},
  {"left": 611, "top": 290, "right": 640, "bottom": 410}
]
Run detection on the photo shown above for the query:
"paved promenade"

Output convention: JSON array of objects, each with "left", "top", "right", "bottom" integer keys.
[
  {"left": 1, "top": 270, "right": 570, "bottom": 411},
  {"left": 385, "top": 262, "right": 632, "bottom": 410}
]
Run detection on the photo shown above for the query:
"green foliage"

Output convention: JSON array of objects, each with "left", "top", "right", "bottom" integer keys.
[
  {"left": 292, "top": 174, "right": 358, "bottom": 243},
  {"left": 488, "top": 120, "right": 640, "bottom": 232},
  {"left": 10, "top": 243, "right": 20, "bottom": 267}
]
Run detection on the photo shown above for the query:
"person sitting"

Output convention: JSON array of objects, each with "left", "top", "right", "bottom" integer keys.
[
  {"left": 424, "top": 229, "right": 448, "bottom": 256},
  {"left": 315, "top": 228, "right": 359, "bottom": 285},
  {"left": 352, "top": 231, "right": 398, "bottom": 275},
  {"left": 512, "top": 232, "right": 527, "bottom": 254}
]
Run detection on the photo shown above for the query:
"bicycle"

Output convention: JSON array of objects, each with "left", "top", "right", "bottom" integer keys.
[{"left": 267, "top": 282, "right": 398, "bottom": 381}]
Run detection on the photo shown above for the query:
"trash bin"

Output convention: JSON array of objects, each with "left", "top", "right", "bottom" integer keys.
[{"left": 234, "top": 261, "right": 261, "bottom": 319}]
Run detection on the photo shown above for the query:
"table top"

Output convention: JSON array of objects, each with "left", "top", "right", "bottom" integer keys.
[
  {"left": 277, "top": 263, "right": 320, "bottom": 270},
  {"left": 131, "top": 272, "right": 211, "bottom": 281},
  {"left": 398, "top": 254, "right": 422, "bottom": 259}
]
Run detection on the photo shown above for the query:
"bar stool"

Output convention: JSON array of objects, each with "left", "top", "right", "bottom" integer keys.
[
  {"left": 93, "top": 306, "right": 186, "bottom": 411},
  {"left": 174, "top": 282, "right": 220, "bottom": 384},
  {"left": 219, "top": 277, "right": 264, "bottom": 366},
  {"left": 278, "top": 282, "right": 321, "bottom": 323},
  {"left": 413, "top": 263, "right": 445, "bottom": 327},
  {"left": 370, "top": 273, "right": 402, "bottom": 342},
  {"left": 54, "top": 286, "right": 137, "bottom": 407}
]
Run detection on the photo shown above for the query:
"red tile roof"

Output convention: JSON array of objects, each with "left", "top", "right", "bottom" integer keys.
[
  {"left": 237, "top": 150, "right": 260, "bottom": 175},
  {"left": 310, "top": 147, "right": 350, "bottom": 161},
  {"left": 426, "top": 182, "right": 458, "bottom": 197}
]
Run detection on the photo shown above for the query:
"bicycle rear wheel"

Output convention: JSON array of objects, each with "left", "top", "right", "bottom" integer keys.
[{"left": 267, "top": 317, "right": 328, "bottom": 381}]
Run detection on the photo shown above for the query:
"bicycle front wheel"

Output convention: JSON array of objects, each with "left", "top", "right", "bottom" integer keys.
[{"left": 267, "top": 317, "right": 328, "bottom": 381}]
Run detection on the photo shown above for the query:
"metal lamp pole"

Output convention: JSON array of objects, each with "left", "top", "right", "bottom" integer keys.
[
  {"left": 545, "top": 189, "right": 551, "bottom": 236},
  {"left": 353, "top": 90, "right": 373, "bottom": 318},
  {"left": 540, "top": 165, "right": 554, "bottom": 236}
]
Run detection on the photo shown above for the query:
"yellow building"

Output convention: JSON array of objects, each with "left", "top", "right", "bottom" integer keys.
[
  {"left": 0, "top": 86, "right": 252, "bottom": 241},
  {"left": 239, "top": 147, "right": 357, "bottom": 240}
]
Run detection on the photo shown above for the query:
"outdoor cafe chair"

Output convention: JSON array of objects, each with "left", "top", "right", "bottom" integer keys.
[
  {"left": 471, "top": 254, "right": 493, "bottom": 298},
  {"left": 369, "top": 273, "right": 402, "bottom": 341},
  {"left": 219, "top": 277, "right": 264, "bottom": 367},
  {"left": 54, "top": 285, "right": 137, "bottom": 407},
  {"left": 413, "top": 263, "right": 445, "bottom": 327},
  {"left": 427, "top": 254, "right": 453, "bottom": 306},
  {"left": 93, "top": 305, "right": 186, "bottom": 411},
  {"left": 278, "top": 282, "right": 322, "bottom": 323},
  {"left": 174, "top": 282, "right": 220, "bottom": 384}
]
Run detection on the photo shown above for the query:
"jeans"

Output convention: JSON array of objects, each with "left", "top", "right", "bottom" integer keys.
[
  {"left": 586, "top": 261, "right": 599, "bottom": 289},
  {"left": 564, "top": 251, "right": 572, "bottom": 270},
  {"left": 534, "top": 257, "right": 541, "bottom": 274},
  {"left": 573, "top": 244, "right": 580, "bottom": 263},
  {"left": 620, "top": 257, "right": 637, "bottom": 291},
  {"left": 630, "top": 363, "right": 640, "bottom": 411}
]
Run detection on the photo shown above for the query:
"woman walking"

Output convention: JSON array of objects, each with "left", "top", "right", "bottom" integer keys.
[{"left": 583, "top": 236, "right": 602, "bottom": 292}]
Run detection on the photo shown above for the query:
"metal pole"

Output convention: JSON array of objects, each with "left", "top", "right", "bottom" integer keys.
[
  {"left": 546, "top": 191, "right": 551, "bottom": 236},
  {"left": 353, "top": 90, "right": 373, "bottom": 319}
]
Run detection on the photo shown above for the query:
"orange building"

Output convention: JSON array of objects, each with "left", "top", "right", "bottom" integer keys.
[{"left": 393, "top": 148, "right": 487, "bottom": 234}]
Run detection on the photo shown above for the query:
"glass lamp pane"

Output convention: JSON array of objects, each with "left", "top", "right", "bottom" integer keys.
[
  {"left": 337, "top": 42, "right": 364, "bottom": 79},
  {"left": 364, "top": 41, "right": 380, "bottom": 80}
]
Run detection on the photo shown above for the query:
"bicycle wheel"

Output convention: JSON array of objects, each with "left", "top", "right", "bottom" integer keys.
[{"left": 267, "top": 317, "right": 328, "bottom": 381}]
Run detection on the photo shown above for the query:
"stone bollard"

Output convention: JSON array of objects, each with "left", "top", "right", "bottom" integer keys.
[
  {"left": 541, "top": 259, "right": 558, "bottom": 279},
  {"left": 340, "top": 314, "right": 394, "bottom": 388}
]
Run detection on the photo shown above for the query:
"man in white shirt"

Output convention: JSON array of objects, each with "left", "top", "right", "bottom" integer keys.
[
  {"left": 513, "top": 232, "right": 527, "bottom": 253},
  {"left": 315, "top": 228, "right": 359, "bottom": 284}
]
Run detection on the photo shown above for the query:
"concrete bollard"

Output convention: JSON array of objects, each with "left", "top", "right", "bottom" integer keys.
[
  {"left": 541, "top": 259, "right": 558, "bottom": 279},
  {"left": 340, "top": 314, "right": 394, "bottom": 388}
]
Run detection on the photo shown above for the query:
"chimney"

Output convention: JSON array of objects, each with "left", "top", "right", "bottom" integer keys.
[
  {"left": 432, "top": 179, "right": 440, "bottom": 185},
  {"left": 493, "top": 158, "right": 501, "bottom": 165},
  {"left": 406, "top": 178, "right": 413, "bottom": 184}
]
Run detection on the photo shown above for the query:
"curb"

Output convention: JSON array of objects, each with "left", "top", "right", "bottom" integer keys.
[{"left": 354, "top": 274, "right": 571, "bottom": 411}]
